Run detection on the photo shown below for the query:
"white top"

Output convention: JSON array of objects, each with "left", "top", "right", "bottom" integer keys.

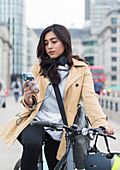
[{"left": 35, "top": 65, "right": 69, "bottom": 141}]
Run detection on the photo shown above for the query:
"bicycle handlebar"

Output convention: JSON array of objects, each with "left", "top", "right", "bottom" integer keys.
[
  {"left": 82, "top": 127, "right": 116, "bottom": 140},
  {"left": 30, "top": 120, "right": 116, "bottom": 140}
]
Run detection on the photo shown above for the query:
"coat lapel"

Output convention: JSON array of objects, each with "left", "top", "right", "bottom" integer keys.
[
  {"left": 65, "top": 59, "right": 86, "bottom": 94},
  {"left": 65, "top": 66, "right": 81, "bottom": 94}
]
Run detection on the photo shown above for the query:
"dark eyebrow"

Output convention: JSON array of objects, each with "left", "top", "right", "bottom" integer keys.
[{"left": 44, "top": 37, "right": 58, "bottom": 41}]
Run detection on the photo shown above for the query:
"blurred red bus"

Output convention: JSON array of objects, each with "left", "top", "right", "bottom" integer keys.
[{"left": 89, "top": 66, "right": 106, "bottom": 88}]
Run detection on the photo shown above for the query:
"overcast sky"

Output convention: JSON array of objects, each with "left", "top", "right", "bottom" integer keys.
[{"left": 25, "top": 0, "right": 85, "bottom": 29}]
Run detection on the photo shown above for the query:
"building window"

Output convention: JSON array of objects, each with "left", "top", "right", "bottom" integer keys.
[
  {"left": 84, "top": 49, "right": 95, "bottom": 53},
  {"left": 84, "top": 56, "right": 94, "bottom": 65},
  {"left": 83, "top": 41, "right": 98, "bottom": 46},
  {"left": 111, "top": 28, "right": 116, "bottom": 33},
  {"left": 111, "top": 56, "right": 117, "bottom": 61},
  {"left": 111, "top": 47, "right": 117, "bottom": 52},
  {"left": 111, "top": 66, "right": 117, "bottom": 71},
  {"left": 111, "top": 37, "right": 117, "bottom": 42},
  {"left": 111, "top": 75, "right": 117, "bottom": 80},
  {"left": 111, "top": 18, "right": 117, "bottom": 24}
]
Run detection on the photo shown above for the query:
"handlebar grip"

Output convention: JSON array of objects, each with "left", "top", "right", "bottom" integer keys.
[
  {"left": 30, "top": 120, "right": 52, "bottom": 127},
  {"left": 99, "top": 126, "right": 107, "bottom": 133}
]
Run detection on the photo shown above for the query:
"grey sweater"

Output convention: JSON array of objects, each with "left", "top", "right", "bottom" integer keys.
[{"left": 35, "top": 65, "right": 69, "bottom": 141}]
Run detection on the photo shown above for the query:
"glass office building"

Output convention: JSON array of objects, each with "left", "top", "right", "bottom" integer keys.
[
  {"left": 0, "top": 0, "right": 26, "bottom": 79},
  {"left": 85, "top": 0, "right": 90, "bottom": 20},
  {"left": 90, "top": 0, "right": 120, "bottom": 34}
]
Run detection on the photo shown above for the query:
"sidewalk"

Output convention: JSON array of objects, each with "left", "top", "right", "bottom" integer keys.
[{"left": 0, "top": 95, "right": 23, "bottom": 170}]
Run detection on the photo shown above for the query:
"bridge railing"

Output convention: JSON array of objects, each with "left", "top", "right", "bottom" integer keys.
[{"left": 99, "top": 95, "right": 120, "bottom": 121}]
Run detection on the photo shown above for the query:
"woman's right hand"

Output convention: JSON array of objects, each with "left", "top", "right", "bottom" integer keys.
[{"left": 23, "top": 80, "right": 39, "bottom": 105}]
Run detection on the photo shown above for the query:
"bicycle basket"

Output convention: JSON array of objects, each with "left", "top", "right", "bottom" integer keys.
[{"left": 84, "top": 152, "right": 120, "bottom": 170}]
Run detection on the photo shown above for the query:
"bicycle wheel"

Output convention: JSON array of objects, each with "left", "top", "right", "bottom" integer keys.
[{"left": 14, "top": 158, "right": 21, "bottom": 170}]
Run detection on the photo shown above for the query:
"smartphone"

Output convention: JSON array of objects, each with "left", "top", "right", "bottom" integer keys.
[{"left": 22, "top": 72, "right": 40, "bottom": 92}]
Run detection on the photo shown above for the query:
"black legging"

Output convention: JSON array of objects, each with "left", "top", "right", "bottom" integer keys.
[{"left": 17, "top": 124, "right": 60, "bottom": 170}]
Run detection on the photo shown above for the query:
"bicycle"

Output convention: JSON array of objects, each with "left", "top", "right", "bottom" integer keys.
[{"left": 14, "top": 120, "right": 120, "bottom": 170}]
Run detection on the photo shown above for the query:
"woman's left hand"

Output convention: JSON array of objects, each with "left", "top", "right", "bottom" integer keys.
[{"left": 104, "top": 124, "right": 114, "bottom": 135}]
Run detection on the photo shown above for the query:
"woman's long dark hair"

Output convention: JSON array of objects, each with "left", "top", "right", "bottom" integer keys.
[{"left": 37, "top": 24, "right": 87, "bottom": 85}]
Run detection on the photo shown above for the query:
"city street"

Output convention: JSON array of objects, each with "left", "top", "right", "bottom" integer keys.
[{"left": 0, "top": 95, "right": 120, "bottom": 169}]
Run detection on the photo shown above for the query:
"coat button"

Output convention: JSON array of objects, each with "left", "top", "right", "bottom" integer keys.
[{"left": 76, "top": 83, "right": 79, "bottom": 87}]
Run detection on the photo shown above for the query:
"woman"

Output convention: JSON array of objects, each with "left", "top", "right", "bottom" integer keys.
[{"left": 0, "top": 24, "right": 114, "bottom": 170}]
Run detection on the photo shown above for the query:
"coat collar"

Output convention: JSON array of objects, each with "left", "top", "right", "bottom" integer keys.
[{"left": 72, "top": 58, "right": 87, "bottom": 67}]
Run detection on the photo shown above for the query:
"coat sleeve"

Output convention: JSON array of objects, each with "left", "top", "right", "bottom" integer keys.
[
  {"left": 81, "top": 65, "right": 108, "bottom": 127},
  {"left": 21, "top": 62, "right": 40, "bottom": 110}
]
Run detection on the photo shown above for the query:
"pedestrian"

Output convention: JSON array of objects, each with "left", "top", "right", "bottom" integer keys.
[
  {"left": 0, "top": 24, "right": 114, "bottom": 170},
  {"left": 11, "top": 77, "right": 22, "bottom": 102}
]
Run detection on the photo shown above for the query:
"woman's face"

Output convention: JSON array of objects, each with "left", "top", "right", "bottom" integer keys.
[{"left": 44, "top": 31, "right": 65, "bottom": 59}]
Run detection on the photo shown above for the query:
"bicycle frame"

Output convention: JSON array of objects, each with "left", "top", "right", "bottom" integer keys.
[
  {"left": 54, "top": 135, "right": 74, "bottom": 170},
  {"left": 37, "top": 149, "right": 43, "bottom": 170}
]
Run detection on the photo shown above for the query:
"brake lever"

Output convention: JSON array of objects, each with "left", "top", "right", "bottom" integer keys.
[
  {"left": 45, "top": 128, "right": 54, "bottom": 131},
  {"left": 50, "top": 123, "right": 64, "bottom": 131},
  {"left": 99, "top": 126, "right": 116, "bottom": 139},
  {"left": 107, "top": 134, "right": 116, "bottom": 140},
  {"left": 46, "top": 127, "right": 63, "bottom": 131}
]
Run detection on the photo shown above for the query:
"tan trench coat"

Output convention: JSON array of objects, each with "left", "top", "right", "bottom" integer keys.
[{"left": 0, "top": 58, "right": 108, "bottom": 160}]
